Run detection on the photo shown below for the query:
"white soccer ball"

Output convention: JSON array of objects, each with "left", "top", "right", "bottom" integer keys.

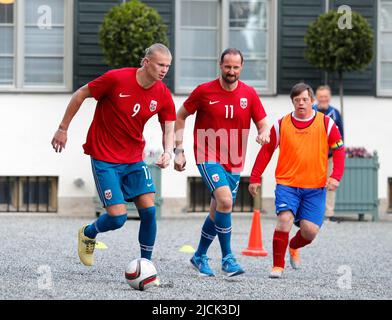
[{"left": 125, "top": 258, "right": 158, "bottom": 291}]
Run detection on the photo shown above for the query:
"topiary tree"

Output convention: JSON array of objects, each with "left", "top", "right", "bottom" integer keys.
[
  {"left": 304, "top": 10, "right": 374, "bottom": 119},
  {"left": 99, "top": 0, "right": 169, "bottom": 68}
]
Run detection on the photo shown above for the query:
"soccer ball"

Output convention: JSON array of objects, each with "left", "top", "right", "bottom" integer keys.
[{"left": 125, "top": 258, "right": 158, "bottom": 291}]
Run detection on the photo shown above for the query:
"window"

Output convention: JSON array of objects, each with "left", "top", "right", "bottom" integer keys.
[
  {"left": 0, "top": 2, "right": 14, "bottom": 85},
  {"left": 0, "top": 176, "right": 58, "bottom": 212},
  {"left": 175, "top": 0, "right": 276, "bottom": 94},
  {"left": 0, "top": 0, "right": 73, "bottom": 91},
  {"left": 187, "top": 176, "right": 258, "bottom": 212},
  {"left": 378, "top": 0, "right": 392, "bottom": 96}
]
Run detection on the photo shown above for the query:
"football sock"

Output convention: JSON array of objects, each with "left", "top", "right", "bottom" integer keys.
[
  {"left": 273, "top": 229, "right": 289, "bottom": 268},
  {"left": 215, "top": 210, "right": 232, "bottom": 258},
  {"left": 289, "top": 229, "right": 312, "bottom": 249},
  {"left": 138, "top": 206, "right": 157, "bottom": 261},
  {"left": 84, "top": 213, "right": 127, "bottom": 239},
  {"left": 195, "top": 215, "right": 217, "bottom": 257}
]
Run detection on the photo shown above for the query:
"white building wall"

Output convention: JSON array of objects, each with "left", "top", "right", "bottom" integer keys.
[
  {"left": 1, "top": 93, "right": 391, "bottom": 214},
  {"left": 0, "top": 94, "right": 95, "bottom": 199}
]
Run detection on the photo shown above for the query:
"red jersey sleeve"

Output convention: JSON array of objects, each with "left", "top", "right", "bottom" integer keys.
[
  {"left": 88, "top": 70, "right": 116, "bottom": 101},
  {"left": 325, "top": 116, "right": 343, "bottom": 147},
  {"left": 183, "top": 85, "right": 202, "bottom": 114},
  {"left": 331, "top": 148, "right": 345, "bottom": 181},
  {"left": 249, "top": 124, "right": 279, "bottom": 184},
  {"left": 158, "top": 87, "right": 177, "bottom": 123},
  {"left": 250, "top": 88, "right": 267, "bottom": 123},
  {"left": 325, "top": 116, "right": 345, "bottom": 181}
]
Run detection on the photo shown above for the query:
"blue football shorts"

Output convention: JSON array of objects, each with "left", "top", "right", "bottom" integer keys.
[
  {"left": 91, "top": 158, "right": 155, "bottom": 207},
  {"left": 197, "top": 162, "right": 241, "bottom": 204},
  {"left": 275, "top": 184, "right": 327, "bottom": 227}
]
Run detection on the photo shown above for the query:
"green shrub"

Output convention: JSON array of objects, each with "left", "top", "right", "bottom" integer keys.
[
  {"left": 305, "top": 10, "right": 373, "bottom": 73},
  {"left": 304, "top": 10, "right": 374, "bottom": 117},
  {"left": 99, "top": 0, "right": 169, "bottom": 68}
]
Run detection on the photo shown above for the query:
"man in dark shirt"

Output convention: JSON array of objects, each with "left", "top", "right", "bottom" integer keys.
[{"left": 314, "top": 85, "right": 344, "bottom": 221}]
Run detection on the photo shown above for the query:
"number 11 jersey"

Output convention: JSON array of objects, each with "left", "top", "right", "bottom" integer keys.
[{"left": 183, "top": 79, "right": 267, "bottom": 173}]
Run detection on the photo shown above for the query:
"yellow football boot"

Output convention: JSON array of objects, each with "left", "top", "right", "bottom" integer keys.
[{"left": 78, "top": 225, "right": 96, "bottom": 266}]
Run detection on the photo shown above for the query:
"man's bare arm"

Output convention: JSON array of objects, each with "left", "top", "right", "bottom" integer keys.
[{"left": 51, "top": 85, "right": 92, "bottom": 153}]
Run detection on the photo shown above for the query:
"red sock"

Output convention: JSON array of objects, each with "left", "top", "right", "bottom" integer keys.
[
  {"left": 273, "top": 230, "right": 289, "bottom": 268},
  {"left": 289, "top": 230, "right": 312, "bottom": 249}
]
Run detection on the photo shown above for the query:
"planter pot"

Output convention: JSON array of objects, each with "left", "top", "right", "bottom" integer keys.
[{"left": 335, "top": 152, "right": 379, "bottom": 221}]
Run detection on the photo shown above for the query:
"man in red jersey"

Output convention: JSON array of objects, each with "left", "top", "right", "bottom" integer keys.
[
  {"left": 249, "top": 83, "right": 345, "bottom": 279},
  {"left": 51, "top": 44, "right": 176, "bottom": 266},
  {"left": 174, "top": 48, "right": 270, "bottom": 277}
]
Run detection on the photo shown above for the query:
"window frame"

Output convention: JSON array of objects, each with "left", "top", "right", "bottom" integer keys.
[
  {"left": 175, "top": 0, "right": 277, "bottom": 95},
  {"left": 0, "top": 0, "right": 73, "bottom": 92},
  {"left": 377, "top": 0, "right": 392, "bottom": 97}
]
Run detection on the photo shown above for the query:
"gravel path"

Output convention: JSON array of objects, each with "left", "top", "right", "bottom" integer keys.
[{"left": 0, "top": 215, "right": 391, "bottom": 300}]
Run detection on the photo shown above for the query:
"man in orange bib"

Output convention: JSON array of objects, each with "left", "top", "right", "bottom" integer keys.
[{"left": 249, "top": 83, "right": 345, "bottom": 278}]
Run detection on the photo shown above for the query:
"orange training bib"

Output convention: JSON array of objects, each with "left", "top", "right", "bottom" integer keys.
[{"left": 275, "top": 112, "right": 329, "bottom": 188}]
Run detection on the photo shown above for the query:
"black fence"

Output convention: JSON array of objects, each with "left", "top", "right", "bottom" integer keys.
[
  {"left": 0, "top": 176, "right": 58, "bottom": 212},
  {"left": 187, "top": 176, "right": 255, "bottom": 213}
]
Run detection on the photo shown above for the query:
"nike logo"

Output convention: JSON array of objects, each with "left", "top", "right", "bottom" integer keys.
[
  {"left": 209, "top": 100, "right": 220, "bottom": 105},
  {"left": 147, "top": 183, "right": 153, "bottom": 187},
  {"left": 119, "top": 93, "right": 131, "bottom": 98}
]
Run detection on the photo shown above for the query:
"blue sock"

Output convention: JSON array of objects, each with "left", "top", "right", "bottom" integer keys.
[
  {"left": 195, "top": 216, "right": 216, "bottom": 257},
  {"left": 215, "top": 210, "right": 232, "bottom": 258},
  {"left": 84, "top": 213, "right": 127, "bottom": 239},
  {"left": 138, "top": 206, "right": 157, "bottom": 260}
]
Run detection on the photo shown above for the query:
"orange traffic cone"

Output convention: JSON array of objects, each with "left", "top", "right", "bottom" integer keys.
[{"left": 242, "top": 209, "right": 268, "bottom": 256}]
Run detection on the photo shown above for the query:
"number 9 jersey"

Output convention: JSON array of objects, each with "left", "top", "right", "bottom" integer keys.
[
  {"left": 183, "top": 79, "right": 266, "bottom": 173},
  {"left": 83, "top": 68, "right": 176, "bottom": 164}
]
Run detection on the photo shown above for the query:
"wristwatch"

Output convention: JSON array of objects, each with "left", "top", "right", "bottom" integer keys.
[{"left": 174, "top": 147, "right": 184, "bottom": 155}]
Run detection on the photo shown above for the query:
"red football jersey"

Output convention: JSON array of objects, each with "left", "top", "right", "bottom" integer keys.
[
  {"left": 84, "top": 68, "right": 176, "bottom": 163},
  {"left": 183, "top": 79, "right": 266, "bottom": 172}
]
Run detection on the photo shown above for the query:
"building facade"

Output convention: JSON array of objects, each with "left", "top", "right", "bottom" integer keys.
[{"left": 1, "top": 0, "right": 391, "bottom": 216}]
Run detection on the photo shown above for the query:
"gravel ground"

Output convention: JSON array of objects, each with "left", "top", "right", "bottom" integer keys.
[{"left": 0, "top": 215, "right": 391, "bottom": 300}]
